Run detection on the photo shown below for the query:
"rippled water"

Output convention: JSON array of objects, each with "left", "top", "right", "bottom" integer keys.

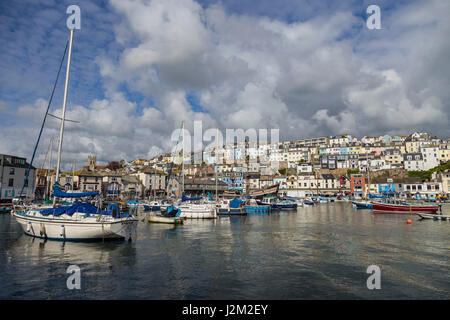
[{"left": 0, "top": 202, "right": 449, "bottom": 299}]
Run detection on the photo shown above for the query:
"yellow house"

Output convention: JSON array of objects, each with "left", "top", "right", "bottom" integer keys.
[
  {"left": 438, "top": 148, "right": 449, "bottom": 163},
  {"left": 405, "top": 140, "right": 420, "bottom": 153}
]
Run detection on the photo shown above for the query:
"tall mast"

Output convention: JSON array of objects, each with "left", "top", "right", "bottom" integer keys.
[
  {"left": 47, "top": 137, "right": 53, "bottom": 199},
  {"left": 72, "top": 159, "right": 75, "bottom": 191},
  {"left": 54, "top": 29, "right": 74, "bottom": 206},
  {"left": 182, "top": 121, "right": 185, "bottom": 195},
  {"left": 153, "top": 166, "right": 156, "bottom": 200},
  {"left": 215, "top": 127, "right": 218, "bottom": 201}
]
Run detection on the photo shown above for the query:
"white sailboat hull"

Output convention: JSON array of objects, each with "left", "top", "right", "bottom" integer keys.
[
  {"left": 13, "top": 212, "right": 138, "bottom": 241},
  {"left": 177, "top": 204, "right": 217, "bottom": 219}
]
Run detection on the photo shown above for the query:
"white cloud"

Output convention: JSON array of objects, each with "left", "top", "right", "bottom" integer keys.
[{"left": 1, "top": 0, "right": 449, "bottom": 169}]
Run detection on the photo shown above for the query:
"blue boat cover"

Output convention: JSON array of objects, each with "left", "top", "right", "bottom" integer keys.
[
  {"left": 53, "top": 183, "right": 99, "bottom": 198},
  {"left": 229, "top": 198, "right": 243, "bottom": 208},
  {"left": 182, "top": 193, "right": 202, "bottom": 202},
  {"left": 369, "top": 193, "right": 388, "bottom": 199},
  {"left": 38, "top": 202, "right": 131, "bottom": 217},
  {"left": 40, "top": 202, "right": 104, "bottom": 216}
]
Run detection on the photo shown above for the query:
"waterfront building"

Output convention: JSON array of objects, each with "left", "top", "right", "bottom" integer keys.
[
  {"left": 133, "top": 166, "right": 167, "bottom": 198},
  {"left": 77, "top": 168, "right": 103, "bottom": 193},
  {"left": 102, "top": 172, "right": 122, "bottom": 197},
  {"left": 220, "top": 172, "right": 245, "bottom": 191},
  {"left": 350, "top": 174, "right": 366, "bottom": 199},
  {"left": 0, "top": 154, "right": 35, "bottom": 201}
]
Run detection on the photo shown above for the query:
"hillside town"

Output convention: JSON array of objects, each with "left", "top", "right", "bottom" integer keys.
[{"left": 1, "top": 131, "right": 450, "bottom": 203}]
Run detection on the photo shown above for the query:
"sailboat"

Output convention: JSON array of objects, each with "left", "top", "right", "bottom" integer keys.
[
  {"left": 13, "top": 29, "right": 138, "bottom": 241},
  {"left": 174, "top": 121, "right": 216, "bottom": 219}
]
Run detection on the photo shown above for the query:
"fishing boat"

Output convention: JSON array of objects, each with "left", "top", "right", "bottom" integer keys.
[
  {"left": 216, "top": 198, "right": 247, "bottom": 216},
  {"left": 148, "top": 206, "right": 183, "bottom": 224},
  {"left": 13, "top": 29, "right": 138, "bottom": 241},
  {"left": 372, "top": 199, "right": 439, "bottom": 214}
]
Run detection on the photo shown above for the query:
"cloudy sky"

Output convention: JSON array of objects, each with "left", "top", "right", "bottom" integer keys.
[{"left": 0, "top": 0, "right": 449, "bottom": 169}]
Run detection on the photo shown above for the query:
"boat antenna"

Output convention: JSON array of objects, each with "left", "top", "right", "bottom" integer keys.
[
  {"left": 18, "top": 39, "right": 69, "bottom": 201},
  {"left": 54, "top": 29, "right": 75, "bottom": 206}
]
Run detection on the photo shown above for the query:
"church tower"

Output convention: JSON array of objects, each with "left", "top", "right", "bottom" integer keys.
[{"left": 88, "top": 155, "right": 96, "bottom": 171}]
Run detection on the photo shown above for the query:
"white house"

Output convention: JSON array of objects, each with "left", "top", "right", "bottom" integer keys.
[
  {"left": 403, "top": 153, "right": 424, "bottom": 171},
  {"left": 420, "top": 146, "right": 440, "bottom": 170}
]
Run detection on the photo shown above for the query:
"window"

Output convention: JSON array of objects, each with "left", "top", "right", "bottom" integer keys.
[
  {"left": 8, "top": 178, "right": 14, "bottom": 187},
  {"left": 9, "top": 168, "right": 14, "bottom": 175}
]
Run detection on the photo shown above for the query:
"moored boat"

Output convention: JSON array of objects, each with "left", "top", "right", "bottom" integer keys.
[
  {"left": 352, "top": 201, "right": 373, "bottom": 209},
  {"left": 256, "top": 197, "right": 297, "bottom": 210},
  {"left": 12, "top": 29, "right": 138, "bottom": 241},
  {"left": 372, "top": 200, "right": 439, "bottom": 214},
  {"left": 148, "top": 206, "right": 183, "bottom": 224},
  {"left": 216, "top": 198, "right": 247, "bottom": 216}
]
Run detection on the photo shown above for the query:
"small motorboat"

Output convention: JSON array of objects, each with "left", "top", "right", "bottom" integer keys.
[
  {"left": 352, "top": 201, "right": 373, "bottom": 209},
  {"left": 257, "top": 197, "right": 297, "bottom": 211},
  {"left": 148, "top": 206, "right": 183, "bottom": 224},
  {"left": 303, "top": 197, "right": 315, "bottom": 206}
]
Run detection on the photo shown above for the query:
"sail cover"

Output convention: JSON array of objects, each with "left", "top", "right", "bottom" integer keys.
[
  {"left": 53, "top": 183, "right": 99, "bottom": 198},
  {"left": 40, "top": 202, "right": 103, "bottom": 216}
]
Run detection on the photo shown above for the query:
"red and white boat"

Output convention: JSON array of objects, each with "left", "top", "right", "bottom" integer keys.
[{"left": 372, "top": 200, "right": 439, "bottom": 214}]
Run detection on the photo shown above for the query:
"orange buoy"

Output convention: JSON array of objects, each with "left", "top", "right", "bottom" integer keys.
[{"left": 407, "top": 219, "right": 412, "bottom": 224}]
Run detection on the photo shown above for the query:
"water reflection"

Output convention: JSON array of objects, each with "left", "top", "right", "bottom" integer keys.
[{"left": 1, "top": 203, "right": 449, "bottom": 299}]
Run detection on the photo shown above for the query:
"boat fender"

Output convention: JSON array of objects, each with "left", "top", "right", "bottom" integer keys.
[
  {"left": 407, "top": 219, "right": 412, "bottom": 224},
  {"left": 60, "top": 225, "right": 65, "bottom": 238}
]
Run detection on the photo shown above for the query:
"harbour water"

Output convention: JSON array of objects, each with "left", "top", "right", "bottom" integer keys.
[{"left": 0, "top": 202, "right": 449, "bottom": 299}]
